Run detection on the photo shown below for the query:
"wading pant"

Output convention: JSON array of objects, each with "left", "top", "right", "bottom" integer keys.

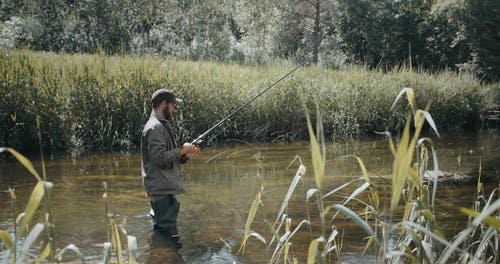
[{"left": 150, "top": 194, "right": 180, "bottom": 231}]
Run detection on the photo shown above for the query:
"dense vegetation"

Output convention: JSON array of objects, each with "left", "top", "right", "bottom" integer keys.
[
  {"left": 0, "top": 0, "right": 498, "bottom": 82},
  {"left": 0, "top": 50, "right": 497, "bottom": 153}
]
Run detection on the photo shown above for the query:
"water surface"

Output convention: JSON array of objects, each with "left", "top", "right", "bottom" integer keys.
[{"left": 0, "top": 130, "right": 498, "bottom": 263}]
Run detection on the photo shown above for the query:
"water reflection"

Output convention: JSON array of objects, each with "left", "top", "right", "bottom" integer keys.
[{"left": 147, "top": 230, "right": 183, "bottom": 264}]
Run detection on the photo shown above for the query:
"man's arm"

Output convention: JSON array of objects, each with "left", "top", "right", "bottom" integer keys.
[{"left": 147, "top": 126, "right": 181, "bottom": 167}]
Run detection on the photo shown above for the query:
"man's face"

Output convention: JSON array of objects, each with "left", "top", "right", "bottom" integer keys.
[{"left": 162, "top": 101, "right": 176, "bottom": 120}]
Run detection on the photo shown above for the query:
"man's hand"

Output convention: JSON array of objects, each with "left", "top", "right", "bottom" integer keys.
[
  {"left": 181, "top": 142, "right": 200, "bottom": 158},
  {"left": 186, "top": 146, "right": 200, "bottom": 158}
]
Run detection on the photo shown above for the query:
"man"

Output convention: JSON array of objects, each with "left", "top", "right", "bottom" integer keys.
[{"left": 141, "top": 88, "right": 200, "bottom": 237}]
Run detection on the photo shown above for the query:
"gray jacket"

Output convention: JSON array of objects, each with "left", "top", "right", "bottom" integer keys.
[{"left": 141, "top": 112, "right": 186, "bottom": 197}]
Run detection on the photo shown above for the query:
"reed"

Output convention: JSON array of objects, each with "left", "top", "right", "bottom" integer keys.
[
  {"left": 0, "top": 148, "right": 137, "bottom": 263},
  {"left": 238, "top": 88, "right": 499, "bottom": 263},
  {"left": 1, "top": 50, "right": 497, "bottom": 154}
]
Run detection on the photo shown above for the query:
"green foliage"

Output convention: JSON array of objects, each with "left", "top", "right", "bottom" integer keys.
[{"left": 0, "top": 0, "right": 498, "bottom": 80}]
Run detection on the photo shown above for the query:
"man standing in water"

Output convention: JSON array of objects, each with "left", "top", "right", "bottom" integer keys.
[{"left": 141, "top": 89, "right": 200, "bottom": 238}]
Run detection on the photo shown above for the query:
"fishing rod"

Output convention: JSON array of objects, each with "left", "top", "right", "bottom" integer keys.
[{"left": 191, "top": 61, "right": 308, "bottom": 148}]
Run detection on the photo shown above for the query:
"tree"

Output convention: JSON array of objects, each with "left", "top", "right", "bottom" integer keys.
[{"left": 430, "top": 0, "right": 500, "bottom": 82}]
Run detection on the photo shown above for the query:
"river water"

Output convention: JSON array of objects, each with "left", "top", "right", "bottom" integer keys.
[{"left": 0, "top": 130, "right": 498, "bottom": 263}]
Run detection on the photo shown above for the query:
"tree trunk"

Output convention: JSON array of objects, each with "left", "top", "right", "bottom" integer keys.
[{"left": 312, "top": 0, "right": 321, "bottom": 64}]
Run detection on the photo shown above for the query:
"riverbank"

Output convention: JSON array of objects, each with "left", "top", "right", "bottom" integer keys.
[{"left": 1, "top": 50, "right": 498, "bottom": 153}]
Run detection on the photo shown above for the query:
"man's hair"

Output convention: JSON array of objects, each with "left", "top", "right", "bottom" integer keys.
[{"left": 151, "top": 89, "right": 177, "bottom": 108}]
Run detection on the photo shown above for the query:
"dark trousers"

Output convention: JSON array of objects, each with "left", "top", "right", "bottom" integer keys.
[{"left": 150, "top": 194, "right": 180, "bottom": 231}]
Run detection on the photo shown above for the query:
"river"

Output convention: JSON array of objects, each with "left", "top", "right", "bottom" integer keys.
[{"left": 0, "top": 129, "right": 498, "bottom": 263}]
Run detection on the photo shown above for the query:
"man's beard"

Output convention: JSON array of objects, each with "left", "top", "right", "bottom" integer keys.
[{"left": 163, "top": 106, "right": 173, "bottom": 120}]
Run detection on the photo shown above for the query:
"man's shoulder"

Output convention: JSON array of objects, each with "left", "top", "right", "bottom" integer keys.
[{"left": 143, "top": 116, "right": 164, "bottom": 132}]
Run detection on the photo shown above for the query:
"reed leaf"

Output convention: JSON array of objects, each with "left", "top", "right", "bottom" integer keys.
[
  {"left": 0, "top": 230, "right": 14, "bottom": 249},
  {"left": 471, "top": 196, "right": 500, "bottom": 228},
  {"left": 250, "top": 231, "right": 267, "bottom": 245},
  {"left": 333, "top": 204, "right": 380, "bottom": 246},
  {"left": 16, "top": 223, "right": 45, "bottom": 264},
  {"left": 391, "top": 87, "right": 416, "bottom": 114},
  {"left": 111, "top": 219, "right": 124, "bottom": 264},
  {"left": 421, "top": 241, "right": 433, "bottom": 263},
  {"left": 127, "top": 235, "right": 137, "bottom": 264},
  {"left": 438, "top": 227, "right": 474, "bottom": 263},
  {"left": 343, "top": 182, "right": 370, "bottom": 206},
  {"left": 0, "top": 148, "right": 41, "bottom": 181},
  {"left": 275, "top": 164, "right": 306, "bottom": 223},
  {"left": 305, "top": 109, "right": 324, "bottom": 189},
  {"left": 355, "top": 156, "right": 370, "bottom": 182},
  {"left": 284, "top": 242, "right": 291, "bottom": 264},
  {"left": 270, "top": 230, "right": 291, "bottom": 263},
  {"left": 35, "top": 243, "right": 51, "bottom": 264},
  {"left": 417, "top": 138, "right": 440, "bottom": 209},
  {"left": 270, "top": 219, "right": 311, "bottom": 263},
  {"left": 219, "top": 237, "right": 233, "bottom": 252},
  {"left": 362, "top": 236, "right": 374, "bottom": 255},
  {"left": 267, "top": 214, "right": 287, "bottom": 250},
  {"left": 325, "top": 229, "right": 339, "bottom": 254},
  {"left": 358, "top": 156, "right": 381, "bottom": 207},
  {"left": 55, "top": 244, "right": 85, "bottom": 264},
  {"left": 460, "top": 207, "right": 500, "bottom": 232},
  {"left": 307, "top": 237, "right": 324, "bottom": 264},
  {"left": 238, "top": 189, "right": 262, "bottom": 254},
  {"left": 102, "top": 242, "right": 112, "bottom": 264},
  {"left": 391, "top": 113, "right": 411, "bottom": 209},
  {"left": 18, "top": 181, "right": 47, "bottom": 237},
  {"left": 307, "top": 189, "right": 319, "bottom": 202},
  {"left": 420, "top": 110, "right": 440, "bottom": 138},
  {"left": 322, "top": 178, "right": 363, "bottom": 199},
  {"left": 473, "top": 227, "right": 496, "bottom": 259}
]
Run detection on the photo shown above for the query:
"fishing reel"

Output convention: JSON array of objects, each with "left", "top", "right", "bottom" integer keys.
[{"left": 192, "top": 139, "right": 209, "bottom": 149}]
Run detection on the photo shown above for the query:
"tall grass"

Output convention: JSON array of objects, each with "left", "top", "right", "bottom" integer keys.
[
  {"left": 1, "top": 50, "right": 497, "bottom": 153},
  {"left": 237, "top": 88, "right": 499, "bottom": 263}
]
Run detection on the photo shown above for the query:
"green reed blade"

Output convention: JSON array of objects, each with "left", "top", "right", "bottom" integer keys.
[
  {"left": 275, "top": 164, "right": 306, "bottom": 223},
  {"left": 55, "top": 244, "right": 85, "bottom": 264},
  {"left": 35, "top": 242, "right": 51, "bottom": 264},
  {"left": 322, "top": 178, "right": 363, "bottom": 199},
  {"left": 267, "top": 215, "right": 286, "bottom": 250},
  {"left": 305, "top": 108, "right": 324, "bottom": 189},
  {"left": 18, "top": 181, "right": 46, "bottom": 237},
  {"left": 307, "top": 237, "right": 324, "bottom": 264},
  {"left": 325, "top": 229, "right": 339, "bottom": 254},
  {"left": 362, "top": 236, "right": 374, "bottom": 255},
  {"left": 0, "top": 148, "right": 41, "bottom": 181},
  {"left": 343, "top": 182, "right": 370, "bottom": 206},
  {"left": 471, "top": 195, "right": 500, "bottom": 227},
  {"left": 219, "top": 237, "right": 233, "bottom": 252},
  {"left": 238, "top": 190, "right": 263, "bottom": 254},
  {"left": 333, "top": 204, "right": 380, "bottom": 246},
  {"left": 16, "top": 223, "right": 45, "bottom": 264},
  {"left": 391, "top": 113, "right": 411, "bottom": 209},
  {"left": 391, "top": 87, "right": 416, "bottom": 114},
  {"left": 102, "top": 242, "right": 112, "bottom": 264},
  {"left": 307, "top": 188, "right": 319, "bottom": 202},
  {"left": 460, "top": 207, "right": 500, "bottom": 232},
  {"left": 127, "top": 236, "right": 137, "bottom": 264},
  {"left": 111, "top": 219, "right": 123, "bottom": 264},
  {"left": 420, "top": 110, "right": 440, "bottom": 138},
  {"left": 473, "top": 227, "right": 496, "bottom": 259},
  {"left": 0, "top": 230, "right": 14, "bottom": 249}
]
